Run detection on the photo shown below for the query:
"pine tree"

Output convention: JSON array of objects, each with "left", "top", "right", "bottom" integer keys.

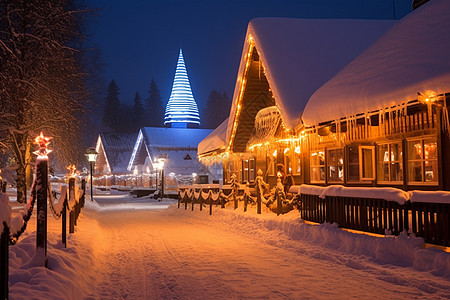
[
  {"left": 146, "top": 79, "right": 164, "bottom": 127},
  {"left": 132, "top": 92, "right": 145, "bottom": 131},
  {"left": 103, "top": 80, "right": 121, "bottom": 131},
  {"left": 202, "top": 90, "right": 232, "bottom": 129}
]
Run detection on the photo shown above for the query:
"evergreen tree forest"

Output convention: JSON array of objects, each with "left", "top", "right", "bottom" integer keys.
[
  {"left": 102, "top": 80, "right": 121, "bottom": 132},
  {"left": 101, "top": 79, "right": 165, "bottom": 133},
  {"left": 202, "top": 90, "right": 231, "bottom": 129},
  {"left": 132, "top": 92, "right": 145, "bottom": 131},
  {"left": 146, "top": 79, "right": 164, "bottom": 127}
]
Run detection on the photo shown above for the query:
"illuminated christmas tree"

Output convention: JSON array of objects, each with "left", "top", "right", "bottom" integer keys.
[{"left": 164, "top": 49, "right": 200, "bottom": 128}]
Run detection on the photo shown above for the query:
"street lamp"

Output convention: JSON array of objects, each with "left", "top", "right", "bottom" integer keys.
[{"left": 85, "top": 147, "right": 98, "bottom": 201}]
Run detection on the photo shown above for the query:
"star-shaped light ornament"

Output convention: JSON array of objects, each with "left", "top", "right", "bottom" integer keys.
[
  {"left": 33, "top": 132, "right": 53, "bottom": 157},
  {"left": 67, "top": 164, "right": 77, "bottom": 178}
]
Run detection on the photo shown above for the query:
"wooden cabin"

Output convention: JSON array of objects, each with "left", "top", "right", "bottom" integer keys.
[
  {"left": 300, "top": 0, "right": 450, "bottom": 191},
  {"left": 198, "top": 17, "right": 395, "bottom": 187}
]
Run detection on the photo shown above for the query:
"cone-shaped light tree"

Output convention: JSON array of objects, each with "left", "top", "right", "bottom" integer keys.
[{"left": 164, "top": 49, "right": 200, "bottom": 128}]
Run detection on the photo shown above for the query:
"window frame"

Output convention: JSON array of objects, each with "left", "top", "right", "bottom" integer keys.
[
  {"left": 326, "top": 147, "right": 344, "bottom": 183},
  {"left": 406, "top": 136, "right": 438, "bottom": 185},
  {"left": 359, "top": 146, "right": 376, "bottom": 181},
  {"left": 310, "top": 150, "right": 325, "bottom": 183},
  {"left": 376, "top": 141, "right": 403, "bottom": 184},
  {"left": 292, "top": 153, "right": 301, "bottom": 176}
]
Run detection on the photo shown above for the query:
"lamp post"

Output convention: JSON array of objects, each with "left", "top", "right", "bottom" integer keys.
[
  {"left": 85, "top": 147, "right": 98, "bottom": 202},
  {"left": 158, "top": 157, "right": 165, "bottom": 199}
]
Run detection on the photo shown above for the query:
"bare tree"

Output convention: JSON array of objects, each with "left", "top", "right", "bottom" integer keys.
[{"left": 0, "top": 0, "right": 93, "bottom": 203}]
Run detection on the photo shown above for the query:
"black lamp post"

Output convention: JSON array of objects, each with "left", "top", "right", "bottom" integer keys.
[
  {"left": 158, "top": 157, "right": 165, "bottom": 199},
  {"left": 85, "top": 147, "right": 98, "bottom": 201}
]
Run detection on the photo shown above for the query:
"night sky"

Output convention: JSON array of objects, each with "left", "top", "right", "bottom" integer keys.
[{"left": 90, "top": 0, "right": 412, "bottom": 112}]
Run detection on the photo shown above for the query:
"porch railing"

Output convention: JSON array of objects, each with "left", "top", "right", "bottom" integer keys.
[{"left": 299, "top": 193, "right": 450, "bottom": 246}]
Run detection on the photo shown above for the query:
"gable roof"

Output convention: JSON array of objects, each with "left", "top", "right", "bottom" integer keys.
[
  {"left": 226, "top": 17, "right": 395, "bottom": 146},
  {"left": 96, "top": 132, "right": 137, "bottom": 173},
  {"left": 198, "top": 118, "right": 228, "bottom": 156},
  {"left": 302, "top": 0, "right": 450, "bottom": 125},
  {"left": 128, "top": 127, "right": 212, "bottom": 174}
]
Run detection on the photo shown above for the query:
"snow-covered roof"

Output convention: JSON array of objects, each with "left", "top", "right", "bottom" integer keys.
[
  {"left": 96, "top": 132, "right": 137, "bottom": 173},
  {"left": 302, "top": 0, "right": 450, "bottom": 126},
  {"left": 128, "top": 127, "right": 212, "bottom": 175},
  {"left": 198, "top": 118, "right": 228, "bottom": 156},
  {"left": 142, "top": 127, "right": 210, "bottom": 148},
  {"left": 227, "top": 17, "right": 395, "bottom": 141}
]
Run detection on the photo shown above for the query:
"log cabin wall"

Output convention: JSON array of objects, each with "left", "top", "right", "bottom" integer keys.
[{"left": 304, "top": 96, "right": 449, "bottom": 191}]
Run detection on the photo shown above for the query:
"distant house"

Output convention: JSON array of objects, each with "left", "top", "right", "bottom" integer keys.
[
  {"left": 127, "top": 127, "right": 212, "bottom": 191},
  {"left": 95, "top": 132, "right": 137, "bottom": 186}
]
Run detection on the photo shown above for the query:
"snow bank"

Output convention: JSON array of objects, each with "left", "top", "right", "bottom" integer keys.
[
  {"left": 291, "top": 184, "right": 410, "bottom": 204},
  {"left": 292, "top": 184, "right": 450, "bottom": 204},
  {"left": 164, "top": 205, "right": 450, "bottom": 278},
  {"left": 322, "top": 185, "right": 410, "bottom": 204},
  {"left": 294, "top": 184, "right": 326, "bottom": 196},
  {"left": 9, "top": 232, "right": 95, "bottom": 300},
  {"left": 409, "top": 190, "right": 450, "bottom": 204},
  {"left": 0, "top": 191, "right": 11, "bottom": 232}
]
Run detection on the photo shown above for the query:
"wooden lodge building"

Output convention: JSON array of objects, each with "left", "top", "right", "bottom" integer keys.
[{"left": 198, "top": 0, "right": 450, "bottom": 192}]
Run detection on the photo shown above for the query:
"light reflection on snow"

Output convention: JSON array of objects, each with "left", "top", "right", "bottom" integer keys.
[
  {"left": 85, "top": 194, "right": 176, "bottom": 213},
  {"left": 93, "top": 203, "right": 172, "bottom": 212},
  {"left": 94, "top": 194, "right": 130, "bottom": 199}
]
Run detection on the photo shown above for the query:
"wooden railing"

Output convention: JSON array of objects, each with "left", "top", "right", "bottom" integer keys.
[
  {"left": 299, "top": 194, "right": 450, "bottom": 246},
  {"left": 308, "top": 105, "right": 438, "bottom": 150}
]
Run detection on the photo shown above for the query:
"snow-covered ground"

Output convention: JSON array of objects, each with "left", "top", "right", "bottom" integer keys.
[{"left": 6, "top": 190, "right": 450, "bottom": 299}]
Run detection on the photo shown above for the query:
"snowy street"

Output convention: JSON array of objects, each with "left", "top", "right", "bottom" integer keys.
[{"left": 9, "top": 191, "right": 449, "bottom": 299}]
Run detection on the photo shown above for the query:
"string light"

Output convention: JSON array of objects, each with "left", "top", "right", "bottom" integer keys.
[{"left": 228, "top": 36, "right": 255, "bottom": 151}]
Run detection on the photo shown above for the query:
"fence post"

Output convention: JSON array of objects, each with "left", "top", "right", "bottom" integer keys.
[
  {"left": 277, "top": 190, "right": 282, "bottom": 216},
  {"left": 80, "top": 179, "right": 86, "bottom": 209},
  {"left": 230, "top": 174, "right": 238, "bottom": 210},
  {"left": 256, "top": 180, "right": 261, "bottom": 215},
  {"left": 185, "top": 192, "right": 188, "bottom": 210},
  {"left": 1, "top": 222, "right": 9, "bottom": 300},
  {"left": 243, "top": 194, "right": 248, "bottom": 212},
  {"left": 209, "top": 193, "right": 213, "bottom": 215},
  {"left": 35, "top": 156, "right": 48, "bottom": 266},
  {"left": 69, "top": 177, "right": 75, "bottom": 234},
  {"left": 199, "top": 190, "right": 203, "bottom": 212},
  {"left": 221, "top": 194, "right": 225, "bottom": 208},
  {"left": 192, "top": 190, "right": 195, "bottom": 211},
  {"left": 62, "top": 193, "right": 67, "bottom": 248},
  {"left": 178, "top": 191, "right": 181, "bottom": 209},
  {"left": 244, "top": 182, "right": 249, "bottom": 212}
]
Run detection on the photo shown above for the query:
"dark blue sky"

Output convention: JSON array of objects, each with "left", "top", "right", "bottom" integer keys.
[{"left": 90, "top": 0, "right": 412, "bottom": 112}]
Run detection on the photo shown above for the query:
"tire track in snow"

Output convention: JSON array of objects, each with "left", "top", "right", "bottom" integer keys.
[{"left": 81, "top": 208, "right": 450, "bottom": 299}]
